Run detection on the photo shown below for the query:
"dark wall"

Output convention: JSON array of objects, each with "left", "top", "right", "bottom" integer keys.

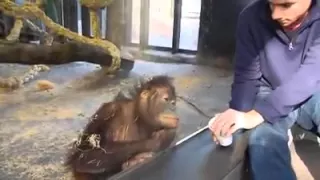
[
  {"left": 197, "top": 0, "right": 258, "bottom": 68},
  {"left": 63, "top": 0, "right": 78, "bottom": 33}
]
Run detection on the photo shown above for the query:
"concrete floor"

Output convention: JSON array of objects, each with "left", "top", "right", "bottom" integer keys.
[{"left": 0, "top": 60, "right": 233, "bottom": 180}]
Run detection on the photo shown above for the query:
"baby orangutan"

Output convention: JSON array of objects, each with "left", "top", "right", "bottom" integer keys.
[{"left": 65, "top": 75, "right": 179, "bottom": 180}]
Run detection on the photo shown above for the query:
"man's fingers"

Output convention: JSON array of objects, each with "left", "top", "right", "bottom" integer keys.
[
  {"left": 209, "top": 114, "right": 220, "bottom": 130},
  {"left": 211, "top": 114, "right": 224, "bottom": 133},
  {"left": 211, "top": 134, "right": 219, "bottom": 144},
  {"left": 221, "top": 118, "right": 235, "bottom": 137},
  {"left": 226, "top": 124, "right": 239, "bottom": 137}
]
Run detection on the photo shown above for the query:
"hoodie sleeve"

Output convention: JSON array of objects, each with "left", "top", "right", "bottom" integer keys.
[
  {"left": 254, "top": 33, "right": 320, "bottom": 123},
  {"left": 229, "top": 11, "right": 262, "bottom": 112}
]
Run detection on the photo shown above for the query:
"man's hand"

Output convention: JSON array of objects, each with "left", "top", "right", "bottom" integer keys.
[{"left": 209, "top": 108, "right": 265, "bottom": 138}]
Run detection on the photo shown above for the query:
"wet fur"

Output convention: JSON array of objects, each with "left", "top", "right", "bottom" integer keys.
[{"left": 65, "top": 76, "right": 178, "bottom": 180}]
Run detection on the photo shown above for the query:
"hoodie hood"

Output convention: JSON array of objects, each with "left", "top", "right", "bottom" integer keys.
[{"left": 291, "top": 0, "right": 320, "bottom": 30}]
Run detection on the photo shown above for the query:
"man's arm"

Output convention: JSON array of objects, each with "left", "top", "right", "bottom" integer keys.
[
  {"left": 229, "top": 10, "right": 262, "bottom": 112},
  {"left": 253, "top": 34, "right": 320, "bottom": 124}
]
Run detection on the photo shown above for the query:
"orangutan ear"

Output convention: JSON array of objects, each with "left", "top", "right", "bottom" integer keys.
[{"left": 140, "top": 90, "right": 150, "bottom": 99}]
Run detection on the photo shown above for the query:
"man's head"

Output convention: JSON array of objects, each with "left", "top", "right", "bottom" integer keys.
[{"left": 268, "top": 0, "right": 312, "bottom": 28}]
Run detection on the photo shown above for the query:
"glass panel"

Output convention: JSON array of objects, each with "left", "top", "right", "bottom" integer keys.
[
  {"left": 148, "top": 0, "right": 174, "bottom": 47},
  {"left": 131, "top": 0, "right": 141, "bottom": 44},
  {"left": 179, "top": 0, "right": 201, "bottom": 50},
  {"left": 100, "top": 8, "right": 107, "bottom": 39}
]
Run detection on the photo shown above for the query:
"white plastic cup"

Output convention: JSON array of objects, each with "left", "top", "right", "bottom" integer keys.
[{"left": 208, "top": 116, "right": 233, "bottom": 147}]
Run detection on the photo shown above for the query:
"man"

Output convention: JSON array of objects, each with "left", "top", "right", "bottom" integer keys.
[{"left": 209, "top": 0, "right": 320, "bottom": 179}]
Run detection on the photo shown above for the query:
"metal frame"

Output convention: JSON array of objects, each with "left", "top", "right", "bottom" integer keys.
[
  {"left": 128, "top": 43, "right": 197, "bottom": 55},
  {"left": 124, "top": 0, "right": 133, "bottom": 44},
  {"left": 139, "top": 0, "right": 150, "bottom": 49},
  {"left": 125, "top": 0, "right": 198, "bottom": 54},
  {"left": 53, "top": 0, "right": 199, "bottom": 54},
  {"left": 172, "top": 0, "right": 182, "bottom": 53}
]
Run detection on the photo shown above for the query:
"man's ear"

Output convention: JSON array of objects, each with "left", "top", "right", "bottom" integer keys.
[{"left": 140, "top": 90, "right": 149, "bottom": 99}]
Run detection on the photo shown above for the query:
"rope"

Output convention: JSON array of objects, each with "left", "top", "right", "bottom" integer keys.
[
  {"left": 79, "top": 0, "right": 114, "bottom": 10},
  {"left": 79, "top": 0, "right": 114, "bottom": 39},
  {"left": 89, "top": 9, "right": 100, "bottom": 38}
]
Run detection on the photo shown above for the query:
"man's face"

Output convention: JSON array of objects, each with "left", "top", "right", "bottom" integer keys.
[{"left": 268, "top": 0, "right": 312, "bottom": 27}]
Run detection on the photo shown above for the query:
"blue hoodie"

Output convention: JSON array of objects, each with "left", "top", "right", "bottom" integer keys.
[{"left": 229, "top": 0, "right": 320, "bottom": 123}]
